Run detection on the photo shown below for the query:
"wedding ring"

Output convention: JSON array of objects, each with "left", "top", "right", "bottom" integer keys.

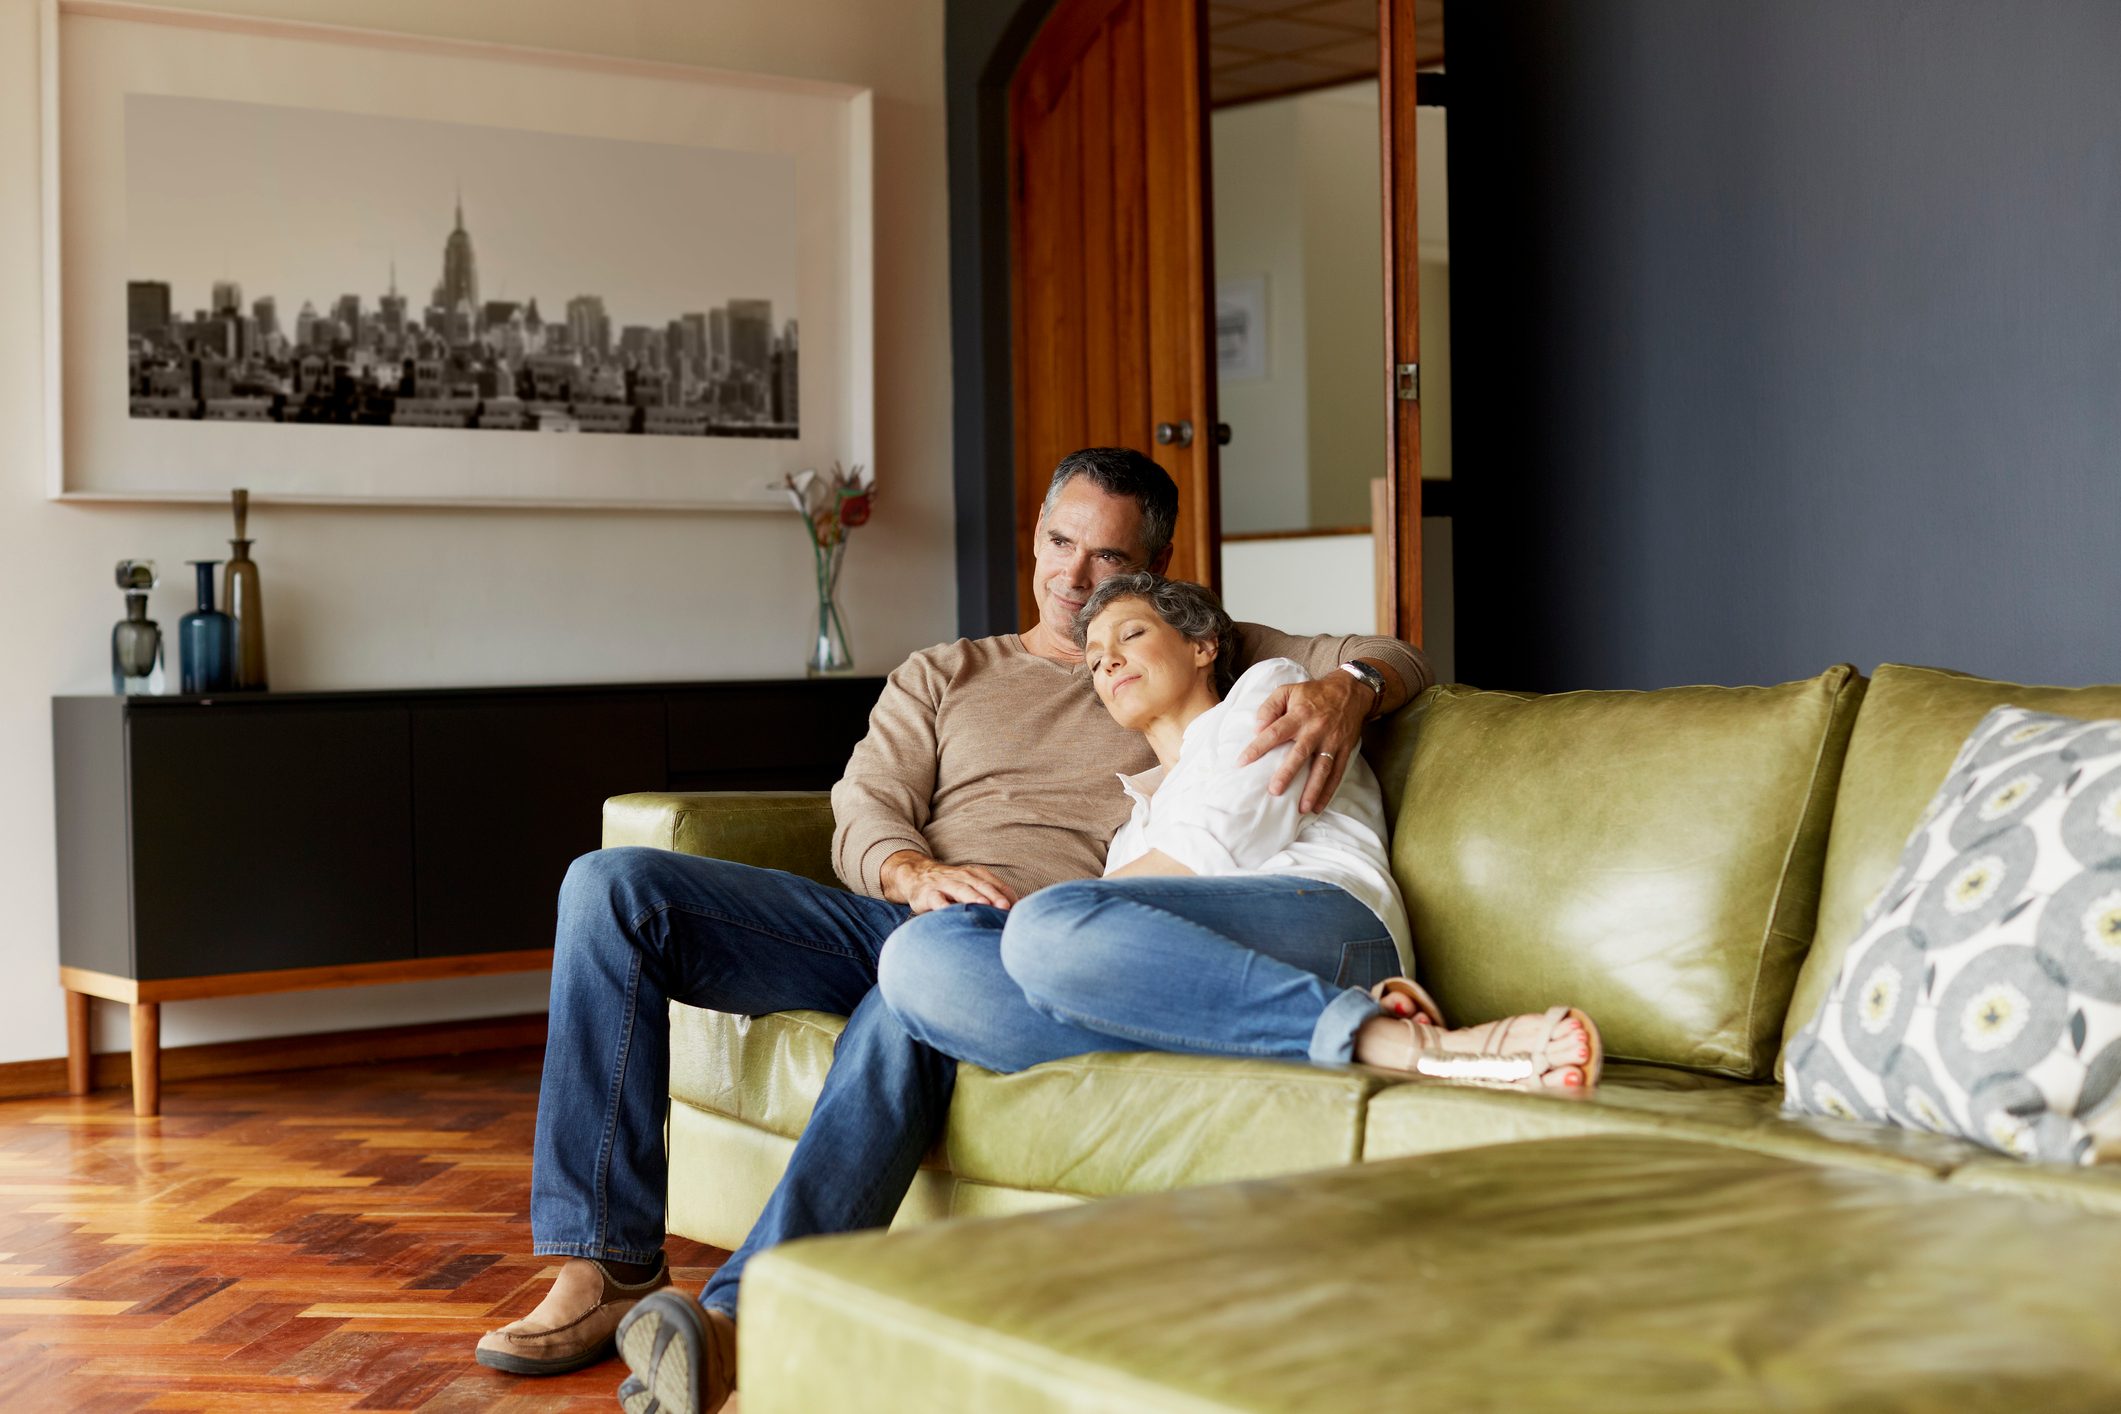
[{"left": 1317, "top": 751, "right": 1335, "bottom": 760}]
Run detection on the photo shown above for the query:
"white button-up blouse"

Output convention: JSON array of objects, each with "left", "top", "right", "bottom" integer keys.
[{"left": 1102, "top": 658, "right": 1412, "bottom": 963}]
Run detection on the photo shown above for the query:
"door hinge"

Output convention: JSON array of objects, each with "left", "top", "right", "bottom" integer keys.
[{"left": 1395, "top": 362, "right": 1420, "bottom": 403}]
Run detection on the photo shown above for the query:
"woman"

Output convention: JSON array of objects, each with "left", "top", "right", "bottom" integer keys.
[{"left": 876, "top": 571, "right": 1601, "bottom": 1090}]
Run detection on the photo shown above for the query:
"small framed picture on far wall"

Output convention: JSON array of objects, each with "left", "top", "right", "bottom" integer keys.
[{"left": 1215, "top": 274, "right": 1266, "bottom": 383}]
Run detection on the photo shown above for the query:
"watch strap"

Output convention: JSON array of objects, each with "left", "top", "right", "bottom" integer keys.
[{"left": 1338, "top": 660, "right": 1386, "bottom": 714}]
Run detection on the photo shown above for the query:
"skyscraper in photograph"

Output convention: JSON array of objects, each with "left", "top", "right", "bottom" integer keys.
[
  {"left": 210, "top": 280, "right": 244, "bottom": 316},
  {"left": 378, "top": 263, "right": 407, "bottom": 340},
  {"left": 680, "top": 312, "right": 708, "bottom": 370},
  {"left": 567, "top": 295, "right": 611, "bottom": 359},
  {"left": 252, "top": 296, "right": 279, "bottom": 342},
  {"left": 708, "top": 308, "right": 729, "bottom": 375},
  {"left": 127, "top": 281, "right": 172, "bottom": 340},
  {"left": 728, "top": 299, "right": 772, "bottom": 379},
  {"left": 440, "top": 191, "right": 479, "bottom": 333}
]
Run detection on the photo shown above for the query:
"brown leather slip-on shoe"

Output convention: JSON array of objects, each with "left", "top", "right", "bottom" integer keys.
[
  {"left": 475, "top": 1256, "right": 671, "bottom": 1376},
  {"left": 615, "top": 1287, "right": 738, "bottom": 1414}
]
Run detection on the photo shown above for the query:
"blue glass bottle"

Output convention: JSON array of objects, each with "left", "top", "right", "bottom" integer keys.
[{"left": 179, "top": 560, "right": 235, "bottom": 695}]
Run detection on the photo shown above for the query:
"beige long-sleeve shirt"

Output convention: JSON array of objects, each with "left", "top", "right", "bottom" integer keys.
[{"left": 829, "top": 625, "right": 1430, "bottom": 899}]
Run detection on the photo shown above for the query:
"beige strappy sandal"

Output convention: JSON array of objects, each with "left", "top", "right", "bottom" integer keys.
[{"left": 1358, "top": 997, "right": 1603, "bottom": 1093}]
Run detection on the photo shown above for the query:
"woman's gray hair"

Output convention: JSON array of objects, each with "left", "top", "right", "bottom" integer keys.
[{"left": 1071, "top": 571, "right": 1240, "bottom": 696}]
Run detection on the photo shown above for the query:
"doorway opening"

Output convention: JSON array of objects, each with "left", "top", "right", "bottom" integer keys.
[{"left": 1207, "top": 1, "right": 1452, "bottom": 677}]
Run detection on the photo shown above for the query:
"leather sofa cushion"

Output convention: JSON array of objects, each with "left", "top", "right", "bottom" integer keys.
[
  {"left": 669, "top": 1003, "right": 1391, "bottom": 1197},
  {"left": 1363, "top": 1062, "right": 1987, "bottom": 1179},
  {"left": 603, "top": 791, "right": 837, "bottom": 887},
  {"left": 941, "top": 1049, "right": 1388, "bottom": 1194},
  {"left": 671, "top": 1004, "right": 842, "bottom": 1140},
  {"left": 1781, "top": 664, "right": 2121, "bottom": 1076},
  {"left": 1388, "top": 668, "right": 1866, "bottom": 1078},
  {"left": 741, "top": 1135, "right": 2121, "bottom": 1414}
]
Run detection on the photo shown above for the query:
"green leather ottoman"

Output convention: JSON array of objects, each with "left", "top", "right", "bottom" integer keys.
[{"left": 740, "top": 1136, "right": 2121, "bottom": 1413}]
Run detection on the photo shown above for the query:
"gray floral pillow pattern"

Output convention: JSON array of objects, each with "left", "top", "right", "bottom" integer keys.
[{"left": 1785, "top": 706, "right": 2121, "bottom": 1164}]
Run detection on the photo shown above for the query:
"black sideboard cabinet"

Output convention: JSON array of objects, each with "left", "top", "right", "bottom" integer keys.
[{"left": 52, "top": 676, "right": 883, "bottom": 1113}]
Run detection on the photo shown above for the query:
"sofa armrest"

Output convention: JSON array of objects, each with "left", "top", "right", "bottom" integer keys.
[{"left": 602, "top": 791, "right": 840, "bottom": 889}]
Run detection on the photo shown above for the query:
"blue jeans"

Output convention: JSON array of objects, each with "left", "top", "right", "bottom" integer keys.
[
  {"left": 530, "top": 847, "right": 942, "bottom": 1319},
  {"left": 532, "top": 852, "right": 1395, "bottom": 1319},
  {"left": 876, "top": 876, "right": 1398, "bottom": 1073}
]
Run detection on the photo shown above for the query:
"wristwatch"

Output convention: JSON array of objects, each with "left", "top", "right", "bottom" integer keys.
[{"left": 1338, "top": 660, "right": 1386, "bottom": 717}]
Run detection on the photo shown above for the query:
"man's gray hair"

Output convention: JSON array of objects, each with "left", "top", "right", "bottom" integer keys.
[
  {"left": 1041, "top": 448, "right": 1180, "bottom": 565},
  {"left": 1071, "top": 571, "right": 1239, "bottom": 697}
]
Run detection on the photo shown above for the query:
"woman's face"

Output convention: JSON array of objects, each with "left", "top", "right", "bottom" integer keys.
[{"left": 1082, "top": 597, "right": 1217, "bottom": 731}]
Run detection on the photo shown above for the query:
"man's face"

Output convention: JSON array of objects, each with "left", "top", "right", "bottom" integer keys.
[{"left": 1030, "top": 479, "right": 1171, "bottom": 645}]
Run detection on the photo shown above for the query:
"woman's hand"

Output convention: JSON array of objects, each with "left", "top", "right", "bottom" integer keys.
[
  {"left": 880, "top": 850, "right": 1019, "bottom": 913},
  {"left": 1235, "top": 669, "right": 1376, "bottom": 813}
]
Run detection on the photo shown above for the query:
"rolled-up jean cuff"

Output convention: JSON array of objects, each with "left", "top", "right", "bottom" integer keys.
[
  {"left": 1310, "top": 986, "right": 1382, "bottom": 1064},
  {"left": 532, "top": 1241, "right": 666, "bottom": 1266}
]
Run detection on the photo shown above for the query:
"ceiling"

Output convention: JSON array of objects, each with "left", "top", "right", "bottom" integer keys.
[{"left": 1207, "top": 0, "right": 1443, "bottom": 107}]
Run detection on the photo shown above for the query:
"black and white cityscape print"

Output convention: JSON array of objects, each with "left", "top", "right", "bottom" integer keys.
[{"left": 124, "top": 95, "right": 800, "bottom": 439}]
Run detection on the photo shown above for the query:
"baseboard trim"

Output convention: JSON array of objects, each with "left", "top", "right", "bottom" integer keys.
[{"left": 0, "top": 1011, "right": 549, "bottom": 1102}]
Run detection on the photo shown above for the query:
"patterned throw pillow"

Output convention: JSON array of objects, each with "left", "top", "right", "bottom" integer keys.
[{"left": 1785, "top": 706, "right": 2121, "bottom": 1164}]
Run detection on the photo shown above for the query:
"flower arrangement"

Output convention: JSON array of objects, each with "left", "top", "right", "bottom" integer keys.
[
  {"left": 780, "top": 462, "right": 876, "bottom": 548},
  {"left": 781, "top": 462, "right": 874, "bottom": 674}
]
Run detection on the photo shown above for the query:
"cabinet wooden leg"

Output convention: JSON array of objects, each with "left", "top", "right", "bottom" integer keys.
[
  {"left": 129, "top": 1002, "right": 160, "bottom": 1117},
  {"left": 65, "top": 990, "right": 93, "bottom": 1095}
]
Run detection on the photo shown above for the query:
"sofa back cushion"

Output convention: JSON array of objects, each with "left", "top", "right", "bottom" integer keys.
[
  {"left": 1782, "top": 664, "right": 2121, "bottom": 1077},
  {"left": 1386, "top": 667, "right": 1866, "bottom": 1078}
]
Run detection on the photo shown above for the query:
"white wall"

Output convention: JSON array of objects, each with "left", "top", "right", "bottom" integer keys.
[
  {"left": 1299, "top": 84, "right": 1388, "bottom": 529},
  {"left": 1207, "top": 99, "right": 1308, "bottom": 535},
  {"left": 1220, "top": 535, "right": 1375, "bottom": 638},
  {"left": 1416, "top": 102, "right": 1451, "bottom": 482},
  {"left": 0, "top": 0, "right": 953, "bottom": 1065}
]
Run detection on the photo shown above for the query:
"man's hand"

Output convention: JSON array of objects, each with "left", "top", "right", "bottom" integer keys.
[
  {"left": 1235, "top": 669, "right": 1375, "bottom": 813},
  {"left": 880, "top": 850, "right": 1019, "bottom": 914}
]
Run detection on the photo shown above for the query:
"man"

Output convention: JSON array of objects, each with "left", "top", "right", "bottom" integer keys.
[{"left": 475, "top": 448, "right": 1429, "bottom": 1412}]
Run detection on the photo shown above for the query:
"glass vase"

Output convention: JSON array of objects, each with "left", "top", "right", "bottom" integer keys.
[
  {"left": 806, "top": 539, "right": 854, "bottom": 677},
  {"left": 225, "top": 488, "right": 268, "bottom": 690},
  {"left": 179, "top": 560, "right": 236, "bottom": 695},
  {"left": 111, "top": 560, "right": 164, "bottom": 695}
]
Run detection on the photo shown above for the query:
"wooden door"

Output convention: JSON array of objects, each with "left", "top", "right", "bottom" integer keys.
[
  {"left": 1011, "top": 0, "right": 1218, "bottom": 616},
  {"left": 1378, "top": 0, "right": 1424, "bottom": 641}
]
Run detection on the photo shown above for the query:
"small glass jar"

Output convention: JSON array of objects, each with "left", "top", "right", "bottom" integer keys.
[{"left": 111, "top": 559, "right": 165, "bottom": 695}]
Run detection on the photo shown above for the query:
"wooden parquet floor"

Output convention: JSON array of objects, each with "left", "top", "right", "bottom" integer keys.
[{"left": 0, "top": 1048, "right": 725, "bottom": 1411}]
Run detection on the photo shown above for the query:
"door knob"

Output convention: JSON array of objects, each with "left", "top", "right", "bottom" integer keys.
[
  {"left": 1154, "top": 420, "right": 1194, "bottom": 448},
  {"left": 1215, "top": 422, "right": 1232, "bottom": 446}
]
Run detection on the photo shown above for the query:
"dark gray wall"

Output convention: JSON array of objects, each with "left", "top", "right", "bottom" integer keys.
[{"left": 1451, "top": 1, "right": 2121, "bottom": 692}]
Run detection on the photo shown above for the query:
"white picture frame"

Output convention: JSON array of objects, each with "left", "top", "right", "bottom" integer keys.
[{"left": 39, "top": 0, "right": 874, "bottom": 511}]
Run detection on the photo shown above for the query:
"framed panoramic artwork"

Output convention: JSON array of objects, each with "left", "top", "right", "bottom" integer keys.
[{"left": 40, "top": 0, "right": 874, "bottom": 510}]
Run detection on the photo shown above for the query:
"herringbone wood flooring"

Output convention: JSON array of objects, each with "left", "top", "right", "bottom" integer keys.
[{"left": 0, "top": 1048, "right": 725, "bottom": 1411}]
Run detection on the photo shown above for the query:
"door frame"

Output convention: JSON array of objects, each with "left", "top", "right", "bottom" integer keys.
[{"left": 946, "top": 0, "right": 1062, "bottom": 638}]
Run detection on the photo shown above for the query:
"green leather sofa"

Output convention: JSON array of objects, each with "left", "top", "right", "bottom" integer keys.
[{"left": 604, "top": 662, "right": 2121, "bottom": 1410}]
